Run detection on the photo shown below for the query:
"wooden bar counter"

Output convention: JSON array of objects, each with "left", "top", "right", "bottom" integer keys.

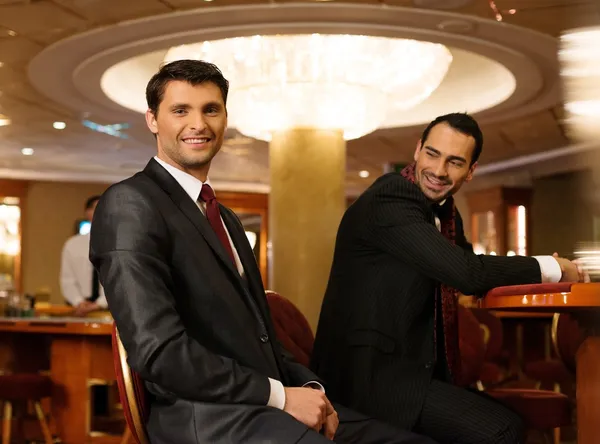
[
  {"left": 0, "top": 316, "right": 120, "bottom": 444},
  {"left": 480, "top": 282, "right": 600, "bottom": 444}
]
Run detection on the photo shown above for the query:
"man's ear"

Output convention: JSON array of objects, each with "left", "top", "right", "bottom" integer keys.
[
  {"left": 414, "top": 140, "right": 422, "bottom": 162},
  {"left": 145, "top": 109, "right": 158, "bottom": 135},
  {"left": 465, "top": 161, "right": 478, "bottom": 182}
]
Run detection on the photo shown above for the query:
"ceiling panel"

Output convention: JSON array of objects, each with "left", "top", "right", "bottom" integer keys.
[
  {"left": 51, "top": 0, "right": 173, "bottom": 24},
  {"left": 161, "top": 0, "right": 267, "bottom": 8},
  {"left": 501, "top": 2, "right": 600, "bottom": 36},
  {"left": 0, "top": 36, "right": 42, "bottom": 68},
  {"left": 0, "top": 1, "right": 90, "bottom": 43}
]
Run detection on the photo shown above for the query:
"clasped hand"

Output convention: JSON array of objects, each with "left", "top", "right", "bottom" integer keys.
[{"left": 283, "top": 387, "right": 339, "bottom": 440}]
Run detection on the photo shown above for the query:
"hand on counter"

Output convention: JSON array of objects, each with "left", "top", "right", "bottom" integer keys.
[
  {"left": 553, "top": 252, "right": 591, "bottom": 283},
  {"left": 74, "top": 300, "right": 100, "bottom": 317}
]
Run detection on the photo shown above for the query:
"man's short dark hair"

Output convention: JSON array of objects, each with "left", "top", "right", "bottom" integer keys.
[
  {"left": 145, "top": 59, "right": 229, "bottom": 116},
  {"left": 85, "top": 196, "right": 101, "bottom": 210},
  {"left": 420, "top": 113, "right": 483, "bottom": 166}
]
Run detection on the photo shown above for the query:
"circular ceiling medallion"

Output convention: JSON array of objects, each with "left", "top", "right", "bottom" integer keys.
[{"left": 28, "top": 3, "right": 560, "bottom": 132}]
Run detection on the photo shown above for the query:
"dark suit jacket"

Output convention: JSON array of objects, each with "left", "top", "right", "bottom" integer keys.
[
  {"left": 90, "top": 159, "right": 321, "bottom": 443},
  {"left": 310, "top": 172, "right": 542, "bottom": 430}
]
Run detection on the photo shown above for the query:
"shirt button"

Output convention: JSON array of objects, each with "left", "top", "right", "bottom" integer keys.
[{"left": 260, "top": 334, "right": 269, "bottom": 343}]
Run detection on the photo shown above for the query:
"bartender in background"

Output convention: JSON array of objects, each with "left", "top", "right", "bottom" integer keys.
[{"left": 60, "top": 195, "right": 107, "bottom": 316}]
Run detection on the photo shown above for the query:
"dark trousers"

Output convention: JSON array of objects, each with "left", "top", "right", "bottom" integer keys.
[
  {"left": 299, "top": 404, "right": 438, "bottom": 444},
  {"left": 414, "top": 379, "right": 525, "bottom": 444}
]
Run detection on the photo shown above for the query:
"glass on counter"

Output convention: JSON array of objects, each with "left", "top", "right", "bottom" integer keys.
[{"left": 0, "top": 273, "right": 34, "bottom": 317}]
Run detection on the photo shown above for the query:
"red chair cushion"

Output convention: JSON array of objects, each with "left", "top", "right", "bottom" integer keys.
[
  {"left": 266, "top": 291, "right": 314, "bottom": 367},
  {"left": 487, "top": 388, "right": 571, "bottom": 430},
  {"left": 479, "top": 361, "right": 503, "bottom": 385},
  {"left": 555, "top": 314, "right": 585, "bottom": 372},
  {"left": 486, "top": 283, "right": 573, "bottom": 297},
  {"left": 112, "top": 324, "right": 150, "bottom": 444},
  {"left": 0, "top": 374, "right": 53, "bottom": 400},
  {"left": 524, "top": 360, "right": 572, "bottom": 387}
]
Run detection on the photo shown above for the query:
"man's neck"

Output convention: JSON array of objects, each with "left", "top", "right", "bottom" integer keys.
[{"left": 156, "top": 152, "right": 208, "bottom": 182}]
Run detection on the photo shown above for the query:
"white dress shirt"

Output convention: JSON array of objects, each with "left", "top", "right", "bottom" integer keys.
[
  {"left": 154, "top": 156, "right": 323, "bottom": 410},
  {"left": 60, "top": 233, "right": 107, "bottom": 307}
]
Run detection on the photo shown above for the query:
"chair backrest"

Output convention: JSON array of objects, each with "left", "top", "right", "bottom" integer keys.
[
  {"left": 457, "top": 305, "right": 486, "bottom": 387},
  {"left": 265, "top": 290, "right": 314, "bottom": 366},
  {"left": 111, "top": 324, "right": 150, "bottom": 444},
  {"left": 470, "top": 308, "right": 504, "bottom": 362},
  {"left": 552, "top": 313, "right": 585, "bottom": 373}
]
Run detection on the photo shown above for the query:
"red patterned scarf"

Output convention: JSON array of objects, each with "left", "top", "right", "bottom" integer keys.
[{"left": 400, "top": 162, "right": 461, "bottom": 384}]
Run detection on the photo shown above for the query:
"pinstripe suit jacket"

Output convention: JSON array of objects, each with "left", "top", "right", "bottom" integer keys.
[{"left": 310, "top": 172, "right": 541, "bottom": 430}]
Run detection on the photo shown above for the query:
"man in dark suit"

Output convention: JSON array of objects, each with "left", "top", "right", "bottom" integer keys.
[
  {"left": 90, "top": 59, "right": 436, "bottom": 444},
  {"left": 310, "top": 113, "right": 586, "bottom": 444}
]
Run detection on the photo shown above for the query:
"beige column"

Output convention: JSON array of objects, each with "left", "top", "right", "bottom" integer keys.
[{"left": 269, "top": 128, "right": 346, "bottom": 330}]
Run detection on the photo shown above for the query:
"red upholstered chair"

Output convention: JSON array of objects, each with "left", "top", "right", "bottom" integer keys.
[
  {"left": 456, "top": 305, "right": 486, "bottom": 388},
  {"left": 484, "top": 284, "right": 575, "bottom": 444},
  {"left": 265, "top": 290, "right": 314, "bottom": 367},
  {"left": 524, "top": 313, "right": 584, "bottom": 389},
  {"left": 470, "top": 308, "right": 512, "bottom": 387},
  {"left": 112, "top": 324, "right": 150, "bottom": 444},
  {"left": 0, "top": 373, "right": 55, "bottom": 444}
]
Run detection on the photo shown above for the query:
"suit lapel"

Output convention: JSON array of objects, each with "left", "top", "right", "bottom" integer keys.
[
  {"left": 220, "top": 207, "right": 287, "bottom": 377},
  {"left": 142, "top": 159, "right": 240, "bottom": 279}
]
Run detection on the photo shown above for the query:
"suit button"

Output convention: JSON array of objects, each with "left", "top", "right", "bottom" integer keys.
[
  {"left": 260, "top": 334, "right": 269, "bottom": 343},
  {"left": 425, "top": 362, "right": 433, "bottom": 369}
]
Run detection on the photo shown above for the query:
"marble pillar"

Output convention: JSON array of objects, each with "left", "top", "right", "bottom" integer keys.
[{"left": 269, "top": 128, "right": 346, "bottom": 330}]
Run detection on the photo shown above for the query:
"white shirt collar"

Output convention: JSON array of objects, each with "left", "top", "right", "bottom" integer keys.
[{"left": 153, "top": 156, "right": 212, "bottom": 202}]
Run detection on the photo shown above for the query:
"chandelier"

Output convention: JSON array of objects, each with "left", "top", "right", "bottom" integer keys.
[
  {"left": 559, "top": 27, "right": 600, "bottom": 141},
  {"left": 164, "top": 34, "right": 453, "bottom": 141}
]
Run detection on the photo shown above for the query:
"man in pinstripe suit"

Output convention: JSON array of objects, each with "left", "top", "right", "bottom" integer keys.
[{"left": 310, "top": 113, "right": 584, "bottom": 444}]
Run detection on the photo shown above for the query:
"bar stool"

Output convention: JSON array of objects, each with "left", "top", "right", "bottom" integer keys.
[{"left": 0, "top": 373, "right": 55, "bottom": 444}]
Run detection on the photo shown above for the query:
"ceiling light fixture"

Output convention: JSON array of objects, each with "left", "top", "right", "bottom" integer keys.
[
  {"left": 560, "top": 26, "right": 600, "bottom": 141},
  {"left": 0, "top": 114, "right": 11, "bottom": 127},
  {"left": 359, "top": 170, "right": 370, "bottom": 178},
  {"left": 164, "top": 34, "right": 452, "bottom": 141},
  {"left": 21, "top": 147, "right": 34, "bottom": 156},
  {"left": 7, "top": 30, "right": 17, "bottom": 37},
  {"left": 53, "top": 121, "right": 66, "bottom": 130},
  {"left": 82, "top": 119, "right": 129, "bottom": 139}
]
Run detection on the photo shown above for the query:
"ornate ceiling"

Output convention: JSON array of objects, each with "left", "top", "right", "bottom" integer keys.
[{"left": 0, "top": 0, "right": 598, "bottom": 193}]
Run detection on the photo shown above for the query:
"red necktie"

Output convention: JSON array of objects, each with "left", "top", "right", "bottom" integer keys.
[{"left": 199, "top": 184, "right": 236, "bottom": 265}]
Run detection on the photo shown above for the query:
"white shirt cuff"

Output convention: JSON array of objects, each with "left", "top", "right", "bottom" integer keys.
[
  {"left": 303, "top": 381, "right": 325, "bottom": 393},
  {"left": 533, "top": 256, "right": 562, "bottom": 283},
  {"left": 267, "top": 378, "right": 286, "bottom": 410}
]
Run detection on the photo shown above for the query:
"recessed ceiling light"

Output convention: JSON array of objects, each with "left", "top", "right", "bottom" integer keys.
[
  {"left": 359, "top": 170, "right": 370, "bottom": 178},
  {"left": 7, "top": 30, "right": 17, "bottom": 37},
  {"left": 0, "top": 114, "right": 10, "bottom": 127},
  {"left": 0, "top": 62, "right": 4, "bottom": 68},
  {"left": 21, "top": 147, "right": 34, "bottom": 156},
  {"left": 436, "top": 20, "right": 475, "bottom": 33},
  {"left": 53, "top": 121, "right": 66, "bottom": 130}
]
